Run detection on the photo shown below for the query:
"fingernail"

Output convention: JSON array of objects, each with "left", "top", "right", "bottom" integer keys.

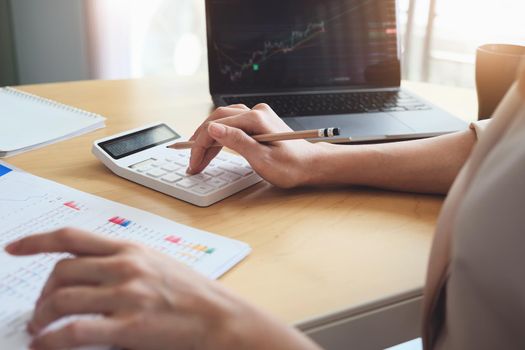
[
  {"left": 209, "top": 123, "right": 226, "bottom": 138},
  {"left": 5, "top": 240, "right": 19, "bottom": 253},
  {"left": 186, "top": 166, "right": 193, "bottom": 174}
]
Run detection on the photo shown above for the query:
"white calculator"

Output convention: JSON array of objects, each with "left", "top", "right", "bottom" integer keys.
[{"left": 92, "top": 123, "right": 262, "bottom": 207}]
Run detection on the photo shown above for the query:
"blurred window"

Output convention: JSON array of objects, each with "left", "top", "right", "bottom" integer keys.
[{"left": 88, "top": 0, "right": 525, "bottom": 87}]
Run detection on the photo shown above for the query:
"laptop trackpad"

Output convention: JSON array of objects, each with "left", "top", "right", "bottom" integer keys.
[{"left": 288, "top": 113, "right": 414, "bottom": 139}]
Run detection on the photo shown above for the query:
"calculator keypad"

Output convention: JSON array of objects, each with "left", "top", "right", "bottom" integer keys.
[{"left": 132, "top": 151, "right": 256, "bottom": 197}]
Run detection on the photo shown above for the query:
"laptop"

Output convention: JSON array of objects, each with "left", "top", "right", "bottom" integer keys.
[{"left": 205, "top": 0, "right": 467, "bottom": 142}]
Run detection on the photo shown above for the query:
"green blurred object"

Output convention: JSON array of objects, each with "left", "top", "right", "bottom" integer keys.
[{"left": 0, "top": 0, "right": 18, "bottom": 86}]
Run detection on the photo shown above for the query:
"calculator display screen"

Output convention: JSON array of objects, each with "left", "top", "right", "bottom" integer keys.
[{"left": 99, "top": 124, "right": 180, "bottom": 160}]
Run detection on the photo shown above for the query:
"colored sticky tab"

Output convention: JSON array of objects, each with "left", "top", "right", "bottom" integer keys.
[
  {"left": 109, "top": 217, "right": 119, "bottom": 223},
  {"left": 122, "top": 220, "right": 131, "bottom": 227},
  {"left": 205, "top": 248, "right": 215, "bottom": 254},
  {"left": 0, "top": 165, "right": 12, "bottom": 177}
]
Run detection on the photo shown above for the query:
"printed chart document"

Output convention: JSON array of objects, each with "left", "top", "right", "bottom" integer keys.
[{"left": 0, "top": 163, "right": 251, "bottom": 349}]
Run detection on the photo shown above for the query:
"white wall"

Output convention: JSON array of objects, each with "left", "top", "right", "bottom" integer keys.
[{"left": 10, "top": 0, "right": 90, "bottom": 84}]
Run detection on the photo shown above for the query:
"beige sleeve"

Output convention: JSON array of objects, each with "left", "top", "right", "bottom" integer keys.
[{"left": 469, "top": 119, "right": 491, "bottom": 141}]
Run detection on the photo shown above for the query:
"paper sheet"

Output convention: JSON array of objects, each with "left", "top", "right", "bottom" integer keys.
[{"left": 0, "top": 163, "right": 250, "bottom": 349}]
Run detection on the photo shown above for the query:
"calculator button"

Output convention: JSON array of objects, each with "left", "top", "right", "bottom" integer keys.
[
  {"left": 176, "top": 152, "right": 190, "bottom": 159},
  {"left": 204, "top": 168, "right": 224, "bottom": 177},
  {"left": 173, "top": 159, "right": 188, "bottom": 167},
  {"left": 219, "top": 171, "right": 241, "bottom": 183},
  {"left": 190, "top": 174, "right": 212, "bottom": 182},
  {"left": 216, "top": 154, "right": 228, "bottom": 161},
  {"left": 164, "top": 157, "right": 176, "bottom": 162},
  {"left": 135, "top": 166, "right": 152, "bottom": 173},
  {"left": 233, "top": 166, "right": 253, "bottom": 176},
  {"left": 161, "top": 174, "right": 183, "bottom": 184},
  {"left": 191, "top": 184, "right": 215, "bottom": 195},
  {"left": 207, "top": 178, "right": 228, "bottom": 189},
  {"left": 146, "top": 168, "right": 167, "bottom": 178},
  {"left": 151, "top": 162, "right": 166, "bottom": 168},
  {"left": 176, "top": 169, "right": 189, "bottom": 177},
  {"left": 229, "top": 159, "right": 244, "bottom": 166},
  {"left": 176, "top": 178, "right": 199, "bottom": 189},
  {"left": 161, "top": 164, "right": 179, "bottom": 172},
  {"left": 220, "top": 165, "right": 253, "bottom": 177}
]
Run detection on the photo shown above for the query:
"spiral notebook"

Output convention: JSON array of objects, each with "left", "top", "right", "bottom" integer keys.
[{"left": 0, "top": 87, "right": 106, "bottom": 158}]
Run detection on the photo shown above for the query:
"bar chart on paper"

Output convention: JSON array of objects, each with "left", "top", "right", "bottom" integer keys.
[{"left": 0, "top": 163, "right": 251, "bottom": 349}]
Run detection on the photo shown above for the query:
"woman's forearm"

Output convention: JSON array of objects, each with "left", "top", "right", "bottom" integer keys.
[{"left": 309, "top": 129, "right": 477, "bottom": 194}]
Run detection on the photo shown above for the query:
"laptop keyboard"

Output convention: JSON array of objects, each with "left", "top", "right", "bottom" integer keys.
[{"left": 223, "top": 91, "right": 431, "bottom": 117}]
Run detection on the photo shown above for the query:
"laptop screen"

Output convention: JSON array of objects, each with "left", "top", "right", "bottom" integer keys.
[{"left": 206, "top": 0, "right": 401, "bottom": 94}]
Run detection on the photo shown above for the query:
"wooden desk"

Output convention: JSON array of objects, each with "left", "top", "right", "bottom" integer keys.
[{"left": 8, "top": 79, "right": 477, "bottom": 349}]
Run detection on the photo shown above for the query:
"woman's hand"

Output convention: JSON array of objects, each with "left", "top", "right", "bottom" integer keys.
[
  {"left": 187, "top": 104, "right": 329, "bottom": 188},
  {"left": 5, "top": 228, "right": 320, "bottom": 350},
  {"left": 187, "top": 103, "right": 480, "bottom": 194}
]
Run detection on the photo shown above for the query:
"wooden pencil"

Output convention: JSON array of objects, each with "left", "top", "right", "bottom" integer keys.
[{"left": 167, "top": 127, "right": 344, "bottom": 150}]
